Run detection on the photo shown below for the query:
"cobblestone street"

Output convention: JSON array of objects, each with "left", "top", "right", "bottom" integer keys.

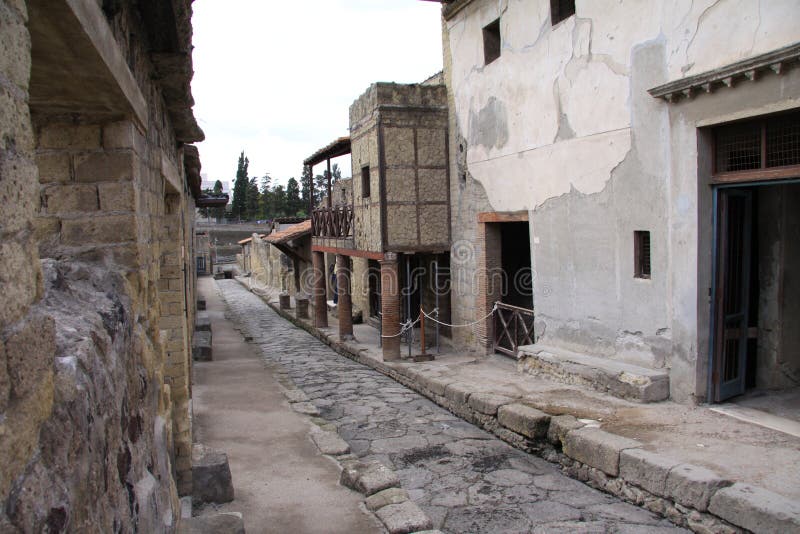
[{"left": 218, "top": 280, "right": 687, "bottom": 533}]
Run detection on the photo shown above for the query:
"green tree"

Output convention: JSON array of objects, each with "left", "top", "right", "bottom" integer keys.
[
  {"left": 271, "top": 184, "right": 287, "bottom": 217},
  {"left": 286, "top": 177, "right": 302, "bottom": 216},
  {"left": 258, "top": 174, "right": 272, "bottom": 220},
  {"left": 301, "top": 166, "right": 313, "bottom": 214},
  {"left": 231, "top": 151, "right": 249, "bottom": 220},
  {"left": 245, "top": 176, "right": 260, "bottom": 221}
]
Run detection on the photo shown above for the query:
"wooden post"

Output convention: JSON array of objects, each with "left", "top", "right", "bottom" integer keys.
[{"left": 420, "top": 306, "right": 426, "bottom": 356}]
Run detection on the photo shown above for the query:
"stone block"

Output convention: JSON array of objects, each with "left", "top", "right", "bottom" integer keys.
[
  {"left": 61, "top": 214, "right": 137, "bottom": 245},
  {"left": 44, "top": 184, "right": 98, "bottom": 214},
  {"left": 339, "top": 460, "right": 399, "bottom": 496},
  {"left": 309, "top": 429, "right": 350, "bottom": 456},
  {"left": 279, "top": 293, "right": 290, "bottom": 309},
  {"left": 708, "top": 483, "right": 800, "bottom": 533},
  {"left": 98, "top": 181, "right": 134, "bottom": 212},
  {"left": 0, "top": 239, "right": 37, "bottom": 326},
  {"left": 178, "top": 513, "right": 245, "bottom": 534},
  {"left": 39, "top": 124, "right": 101, "bottom": 150},
  {"left": 35, "top": 153, "right": 70, "bottom": 183},
  {"left": 0, "top": 2, "right": 30, "bottom": 91},
  {"left": 284, "top": 389, "right": 308, "bottom": 403},
  {"left": 191, "top": 444, "right": 234, "bottom": 504},
  {"left": 418, "top": 373, "right": 451, "bottom": 396},
  {"left": 375, "top": 501, "right": 432, "bottom": 534},
  {"left": 665, "top": 463, "right": 730, "bottom": 512},
  {"left": 443, "top": 382, "right": 472, "bottom": 404},
  {"left": 103, "top": 121, "right": 141, "bottom": 151},
  {"left": 74, "top": 151, "right": 134, "bottom": 183},
  {"left": 468, "top": 392, "right": 514, "bottom": 415},
  {"left": 619, "top": 449, "right": 679, "bottom": 497},
  {"left": 197, "top": 297, "right": 206, "bottom": 311},
  {"left": 296, "top": 297, "right": 309, "bottom": 319},
  {"left": 0, "top": 340, "right": 9, "bottom": 412},
  {"left": 497, "top": 403, "right": 550, "bottom": 440},
  {"left": 290, "top": 401, "right": 319, "bottom": 416},
  {"left": 1, "top": 153, "right": 37, "bottom": 233},
  {"left": 192, "top": 331, "right": 212, "bottom": 362},
  {"left": 365, "top": 487, "right": 409, "bottom": 511},
  {"left": 5, "top": 314, "right": 55, "bottom": 401},
  {"left": 546, "top": 414, "right": 584, "bottom": 446},
  {"left": 195, "top": 313, "right": 211, "bottom": 332},
  {"left": 563, "top": 427, "right": 640, "bottom": 476}
]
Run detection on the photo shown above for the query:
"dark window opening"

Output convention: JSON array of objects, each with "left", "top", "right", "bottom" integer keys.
[
  {"left": 483, "top": 19, "right": 501, "bottom": 65},
  {"left": 634, "top": 231, "right": 651, "bottom": 279},
  {"left": 361, "top": 165, "right": 371, "bottom": 198},
  {"left": 714, "top": 110, "right": 800, "bottom": 174},
  {"left": 550, "top": 0, "right": 576, "bottom": 25}
]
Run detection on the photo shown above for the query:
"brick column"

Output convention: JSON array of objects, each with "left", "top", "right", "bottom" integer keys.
[
  {"left": 312, "top": 251, "right": 328, "bottom": 328},
  {"left": 476, "top": 223, "right": 502, "bottom": 354},
  {"left": 336, "top": 254, "right": 353, "bottom": 340},
  {"left": 380, "top": 252, "right": 401, "bottom": 361}
]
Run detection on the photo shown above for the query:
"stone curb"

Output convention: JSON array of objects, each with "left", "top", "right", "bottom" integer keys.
[{"left": 238, "top": 279, "right": 797, "bottom": 534}]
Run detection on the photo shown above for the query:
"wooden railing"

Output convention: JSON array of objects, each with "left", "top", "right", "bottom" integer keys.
[
  {"left": 494, "top": 302, "right": 535, "bottom": 358},
  {"left": 312, "top": 206, "right": 354, "bottom": 238}
]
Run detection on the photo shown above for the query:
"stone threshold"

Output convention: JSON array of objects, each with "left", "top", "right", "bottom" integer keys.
[
  {"left": 517, "top": 344, "right": 670, "bottom": 403},
  {"left": 236, "top": 278, "right": 800, "bottom": 534}
]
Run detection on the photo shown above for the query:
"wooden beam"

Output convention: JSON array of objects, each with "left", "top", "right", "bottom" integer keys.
[{"left": 478, "top": 210, "right": 529, "bottom": 223}]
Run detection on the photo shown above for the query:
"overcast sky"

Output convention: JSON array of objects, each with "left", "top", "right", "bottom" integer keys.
[{"left": 191, "top": 1, "right": 444, "bottom": 189}]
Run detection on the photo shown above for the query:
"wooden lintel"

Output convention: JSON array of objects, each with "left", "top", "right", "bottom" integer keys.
[
  {"left": 478, "top": 210, "right": 529, "bottom": 223},
  {"left": 712, "top": 164, "right": 800, "bottom": 185},
  {"left": 311, "top": 244, "right": 385, "bottom": 260}
]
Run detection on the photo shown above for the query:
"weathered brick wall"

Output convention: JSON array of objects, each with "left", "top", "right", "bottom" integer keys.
[{"left": 1, "top": 0, "right": 201, "bottom": 530}]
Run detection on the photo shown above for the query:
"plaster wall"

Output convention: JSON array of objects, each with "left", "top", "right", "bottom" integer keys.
[{"left": 444, "top": 0, "right": 800, "bottom": 401}]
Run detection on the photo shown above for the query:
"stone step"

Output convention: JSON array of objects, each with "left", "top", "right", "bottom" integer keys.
[
  {"left": 192, "top": 331, "right": 212, "bottom": 362},
  {"left": 517, "top": 344, "right": 669, "bottom": 403},
  {"left": 195, "top": 312, "right": 211, "bottom": 332}
]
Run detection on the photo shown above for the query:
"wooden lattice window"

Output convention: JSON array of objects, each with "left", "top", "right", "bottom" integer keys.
[
  {"left": 483, "top": 18, "right": 501, "bottom": 65},
  {"left": 634, "top": 231, "right": 651, "bottom": 279},
  {"left": 714, "top": 110, "right": 800, "bottom": 182},
  {"left": 550, "top": 0, "right": 575, "bottom": 25}
]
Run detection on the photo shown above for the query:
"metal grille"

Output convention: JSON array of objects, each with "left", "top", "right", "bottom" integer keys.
[
  {"left": 634, "top": 231, "right": 651, "bottom": 279},
  {"left": 766, "top": 113, "right": 800, "bottom": 167},
  {"left": 715, "top": 123, "right": 761, "bottom": 172}
]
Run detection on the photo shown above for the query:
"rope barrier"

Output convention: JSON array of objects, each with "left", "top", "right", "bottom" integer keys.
[
  {"left": 380, "top": 316, "right": 421, "bottom": 338},
  {"left": 420, "top": 303, "right": 498, "bottom": 328}
]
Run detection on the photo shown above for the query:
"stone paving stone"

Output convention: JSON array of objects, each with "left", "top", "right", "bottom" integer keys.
[
  {"left": 468, "top": 392, "right": 515, "bottom": 415},
  {"left": 310, "top": 429, "right": 351, "bottom": 456},
  {"left": 216, "top": 281, "right": 688, "bottom": 533},
  {"left": 375, "top": 501, "right": 432, "bottom": 534},
  {"left": 365, "top": 487, "right": 410, "bottom": 511}
]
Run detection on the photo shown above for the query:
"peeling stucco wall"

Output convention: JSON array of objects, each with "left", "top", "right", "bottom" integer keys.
[{"left": 444, "top": 0, "right": 800, "bottom": 401}]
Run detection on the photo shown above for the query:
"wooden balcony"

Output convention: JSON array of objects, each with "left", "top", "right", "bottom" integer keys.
[{"left": 312, "top": 205, "right": 354, "bottom": 239}]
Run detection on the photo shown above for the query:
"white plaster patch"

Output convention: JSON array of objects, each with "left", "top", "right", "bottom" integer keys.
[
  {"left": 467, "top": 128, "right": 632, "bottom": 211},
  {"left": 562, "top": 60, "right": 630, "bottom": 137}
]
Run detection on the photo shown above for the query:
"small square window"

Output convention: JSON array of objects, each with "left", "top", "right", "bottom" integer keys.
[
  {"left": 634, "top": 231, "right": 651, "bottom": 279},
  {"left": 361, "top": 166, "right": 371, "bottom": 198},
  {"left": 550, "top": 0, "right": 575, "bottom": 26},
  {"left": 482, "top": 18, "right": 501, "bottom": 65}
]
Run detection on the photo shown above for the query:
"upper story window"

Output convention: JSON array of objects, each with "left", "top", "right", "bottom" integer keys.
[
  {"left": 361, "top": 166, "right": 371, "bottom": 198},
  {"left": 550, "top": 0, "right": 575, "bottom": 26},
  {"left": 483, "top": 18, "right": 501, "bottom": 65}
]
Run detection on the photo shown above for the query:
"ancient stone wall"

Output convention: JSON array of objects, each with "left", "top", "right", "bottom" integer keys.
[{"left": 1, "top": 0, "right": 202, "bottom": 530}]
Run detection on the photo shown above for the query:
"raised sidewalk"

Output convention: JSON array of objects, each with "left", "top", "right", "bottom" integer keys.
[{"left": 237, "top": 277, "right": 800, "bottom": 534}]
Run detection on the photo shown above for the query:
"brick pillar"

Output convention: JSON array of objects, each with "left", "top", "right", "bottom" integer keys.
[
  {"left": 312, "top": 251, "right": 328, "bottom": 328},
  {"left": 337, "top": 254, "right": 353, "bottom": 340},
  {"left": 380, "top": 252, "right": 401, "bottom": 361},
  {"left": 476, "top": 223, "right": 502, "bottom": 354}
]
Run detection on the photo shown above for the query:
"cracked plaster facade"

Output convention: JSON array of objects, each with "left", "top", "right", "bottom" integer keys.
[{"left": 442, "top": 0, "right": 800, "bottom": 402}]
